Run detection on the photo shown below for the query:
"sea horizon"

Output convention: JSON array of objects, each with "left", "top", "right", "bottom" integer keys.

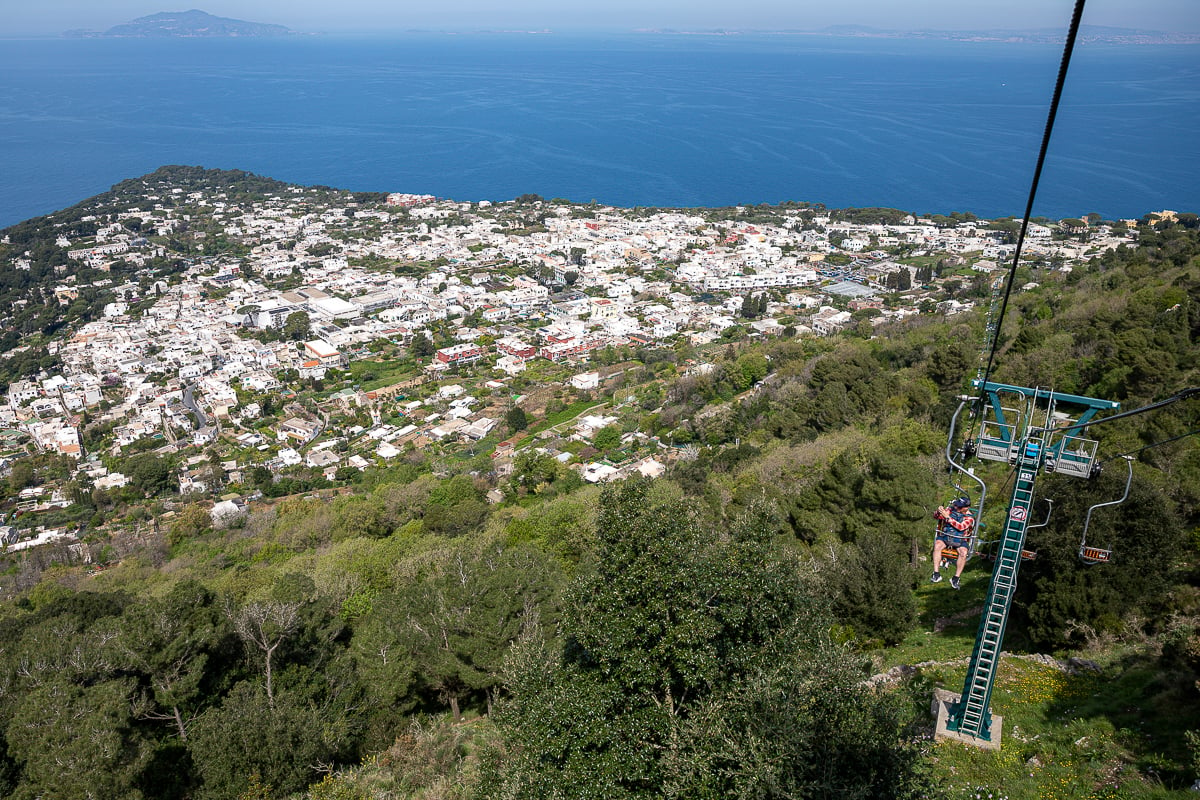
[{"left": 1, "top": 32, "right": 1197, "bottom": 227}]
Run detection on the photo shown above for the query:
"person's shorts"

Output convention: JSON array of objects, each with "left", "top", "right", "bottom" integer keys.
[{"left": 936, "top": 532, "right": 970, "bottom": 549}]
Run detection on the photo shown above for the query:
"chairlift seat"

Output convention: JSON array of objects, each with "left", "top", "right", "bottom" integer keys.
[
  {"left": 939, "top": 546, "right": 963, "bottom": 568},
  {"left": 936, "top": 535, "right": 979, "bottom": 568},
  {"left": 1079, "top": 546, "right": 1111, "bottom": 564}
]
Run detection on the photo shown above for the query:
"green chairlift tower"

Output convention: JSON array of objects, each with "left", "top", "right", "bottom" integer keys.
[{"left": 935, "top": 380, "right": 1119, "bottom": 747}]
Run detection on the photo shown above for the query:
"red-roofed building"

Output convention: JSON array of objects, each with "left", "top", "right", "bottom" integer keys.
[
  {"left": 299, "top": 360, "right": 327, "bottom": 380},
  {"left": 435, "top": 343, "right": 486, "bottom": 365},
  {"left": 539, "top": 334, "right": 609, "bottom": 362},
  {"left": 496, "top": 337, "right": 537, "bottom": 359}
]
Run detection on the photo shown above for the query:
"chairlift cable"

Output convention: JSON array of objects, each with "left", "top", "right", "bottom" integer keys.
[{"left": 975, "top": 0, "right": 1088, "bottom": 402}]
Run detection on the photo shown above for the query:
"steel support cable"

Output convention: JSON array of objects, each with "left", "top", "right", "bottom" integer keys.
[{"left": 976, "top": 0, "right": 1089, "bottom": 400}]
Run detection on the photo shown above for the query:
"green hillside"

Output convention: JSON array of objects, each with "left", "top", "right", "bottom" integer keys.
[{"left": 0, "top": 177, "right": 1196, "bottom": 798}]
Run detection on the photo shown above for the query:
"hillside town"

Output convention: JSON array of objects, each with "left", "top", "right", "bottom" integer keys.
[{"left": 0, "top": 174, "right": 1144, "bottom": 543}]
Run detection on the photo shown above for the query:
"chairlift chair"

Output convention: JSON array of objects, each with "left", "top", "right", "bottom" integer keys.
[
  {"left": 940, "top": 401, "right": 989, "bottom": 566},
  {"left": 934, "top": 482, "right": 979, "bottom": 570},
  {"left": 1078, "top": 456, "right": 1133, "bottom": 565}
]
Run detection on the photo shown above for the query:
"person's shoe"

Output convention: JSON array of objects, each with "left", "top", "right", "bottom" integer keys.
[
  {"left": 950, "top": 576, "right": 961, "bottom": 590},
  {"left": 931, "top": 572, "right": 942, "bottom": 583}
]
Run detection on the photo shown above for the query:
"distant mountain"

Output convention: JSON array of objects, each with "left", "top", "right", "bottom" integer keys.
[{"left": 71, "top": 9, "right": 291, "bottom": 38}]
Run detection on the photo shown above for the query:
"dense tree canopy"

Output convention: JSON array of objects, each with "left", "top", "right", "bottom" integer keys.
[{"left": 483, "top": 480, "right": 932, "bottom": 798}]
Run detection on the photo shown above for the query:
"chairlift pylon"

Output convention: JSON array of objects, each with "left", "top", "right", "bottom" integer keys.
[
  {"left": 939, "top": 380, "right": 1120, "bottom": 746},
  {"left": 976, "top": 499, "right": 1049, "bottom": 562}
]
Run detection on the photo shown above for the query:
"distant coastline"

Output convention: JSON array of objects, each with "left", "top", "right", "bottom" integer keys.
[{"left": 632, "top": 25, "right": 1200, "bottom": 46}]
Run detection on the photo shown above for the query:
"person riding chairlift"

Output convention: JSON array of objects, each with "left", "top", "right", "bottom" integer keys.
[{"left": 931, "top": 497, "right": 975, "bottom": 590}]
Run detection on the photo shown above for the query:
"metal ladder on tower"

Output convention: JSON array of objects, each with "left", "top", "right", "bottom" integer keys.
[{"left": 947, "top": 435, "right": 1041, "bottom": 740}]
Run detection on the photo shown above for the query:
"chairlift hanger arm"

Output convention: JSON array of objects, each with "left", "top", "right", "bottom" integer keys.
[
  {"left": 1025, "top": 499, "right": 1053, "bottom": 532},
  {"left": 1080, "top": 456, "right": 1133, "bottom": 548},
  {"left": 946, "top": 400, "right": 987, "bottom": 512}
]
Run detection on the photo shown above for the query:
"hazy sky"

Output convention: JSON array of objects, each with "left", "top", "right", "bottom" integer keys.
[{"left": 6, "top": 0, "right": 1200, "bottom": 35}]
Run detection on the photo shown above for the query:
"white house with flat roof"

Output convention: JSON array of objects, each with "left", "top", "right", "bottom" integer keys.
[
  {"left": 304, "top": 339, "right": 346, "bottom": 367},
  {"left": 571, "top": 371, "right": 600, "bottom": 390},
  {"left": 309, "top": 296, "right": 360, "bottom": 320}
]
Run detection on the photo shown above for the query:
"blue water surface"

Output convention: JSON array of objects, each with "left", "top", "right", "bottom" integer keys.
[{"left": 0, "top": 33, "right": 1196, "bottom": 227}]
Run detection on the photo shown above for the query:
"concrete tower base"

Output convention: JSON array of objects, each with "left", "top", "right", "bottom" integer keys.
[{"left": 932, "top": 688, "right": 1003, "bottom": 750}]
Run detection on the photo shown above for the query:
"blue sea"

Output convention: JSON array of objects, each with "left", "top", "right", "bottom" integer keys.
[{"left": 0, "top": 33, "right": 1197, "bottom": 228}]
